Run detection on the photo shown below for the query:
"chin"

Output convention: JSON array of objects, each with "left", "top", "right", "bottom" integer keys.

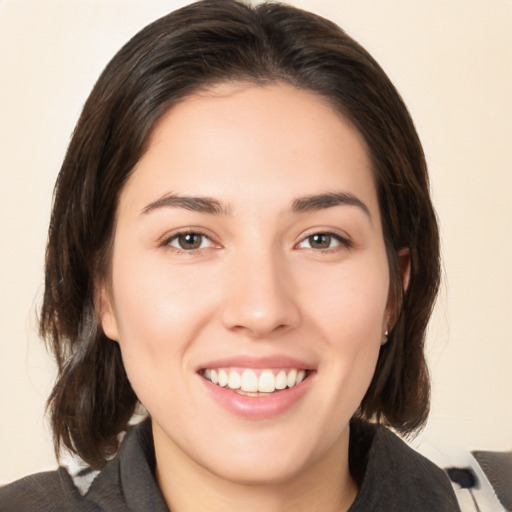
[
  {"left": 203, "top": 451, "right": 311, "bottom": 486},
  {"left": 188, "top": 423, "right": 338, "bottom": 487}
]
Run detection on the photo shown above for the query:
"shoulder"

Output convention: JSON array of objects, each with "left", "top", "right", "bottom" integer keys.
[
  {"left": 349, "top": 419, "right": 461, "bottom": 512},
  {"left": 0, "top": 419, "right": 168, "bottom": 512},
  {"left": 0, "top": 467, "right": 94, "bottom": 512}
]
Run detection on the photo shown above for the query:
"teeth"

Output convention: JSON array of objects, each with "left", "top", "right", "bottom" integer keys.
[
  {"left": 287, "top": 369, "right": 297, "bottom": 388},
  {"left": 203, "top": 367, "right": 309, "bottom": 393},
  {"left": 275, "top": 370, "right": 287, "bottom": 390},
  {"left": 218, "top": 369, "right": 228, "bottom": 387},
  {"left": 259, "top": 370, "right": 275, "bottom": 392},
  {"left": 228, "top": 370, "right": 241, "bottom": 390},
  {"left": 240, "top": 369, "right": 258, "bottom": 392}
]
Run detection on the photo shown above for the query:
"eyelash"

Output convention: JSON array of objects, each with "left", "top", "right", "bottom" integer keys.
[
  {"left": 161, "top": 230, "right": 217, "bottom": 253},
  {"left": 296, "top": 232, "right": 352, "bottom": 252},
  {"left": 161, "top": 229, "right": 351, "bottom": 254}
]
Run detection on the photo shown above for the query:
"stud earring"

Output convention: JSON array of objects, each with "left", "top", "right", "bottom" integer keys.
[{"left": 382, "top": 330, "right": 389, "bottom": 345}]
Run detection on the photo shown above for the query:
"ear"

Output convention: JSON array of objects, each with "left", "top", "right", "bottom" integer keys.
[
  {"left": 96, "top": 280, "right": 120, "bottom": 342},
  {"left": 382, "top": 248, "right": 411, "bottom": 344},
  {"left": 398, "top": 247, "right": 411, "bottom": 293}
]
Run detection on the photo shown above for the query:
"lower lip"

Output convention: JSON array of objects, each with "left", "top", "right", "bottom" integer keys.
[{"left": 200, "top": 373, "right": 313, "bottom": 420}]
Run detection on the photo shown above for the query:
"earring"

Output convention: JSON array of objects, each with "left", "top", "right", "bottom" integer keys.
[{"left": 382, "top": 330, "right": 389, "bottom": 345}]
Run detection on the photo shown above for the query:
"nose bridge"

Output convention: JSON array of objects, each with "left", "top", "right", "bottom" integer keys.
[{"left": 221, "top": 241, "right": 300, "bottom": 337}]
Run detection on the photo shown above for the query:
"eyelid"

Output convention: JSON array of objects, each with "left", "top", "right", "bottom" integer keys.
[
  {"left": 159, "top": 227, "right": 221, "bottom": 252},
  {"left": 295, "top": 229, "right": 352, "bottom": 250}
]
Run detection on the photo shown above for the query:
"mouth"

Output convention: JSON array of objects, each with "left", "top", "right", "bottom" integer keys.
[
  {"left": 198, "top": 359, "right": 315, "bottom": 419},
  {"left": 200, "top": 367, "right": 310, "bottom": 396}
]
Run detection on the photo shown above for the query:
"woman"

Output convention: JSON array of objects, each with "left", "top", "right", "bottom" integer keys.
[{"left": 0, "top": 0, "right": 460, "bottom": 510}]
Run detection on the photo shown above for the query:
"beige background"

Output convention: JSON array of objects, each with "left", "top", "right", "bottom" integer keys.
[{"left": 1, "top": 0, "right": 511, "bottom": 484}]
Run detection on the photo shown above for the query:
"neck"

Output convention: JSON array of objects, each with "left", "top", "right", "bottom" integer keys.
[{"left": 153, "top": 422, "right": 357, "bottom": 512}]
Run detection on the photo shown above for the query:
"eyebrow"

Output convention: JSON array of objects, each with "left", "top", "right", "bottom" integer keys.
[
  {"left": 142, "top": 193, "right": 230, "bottom": 216},
  {"left": 141, "top": 191, "right": 371, "bottom": 219},
  {"left": 291, "top": 192, "right": 371, "bottom": 219}
]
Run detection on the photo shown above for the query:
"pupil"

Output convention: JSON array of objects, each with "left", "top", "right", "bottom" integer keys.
[
  {"left": 179, "top": 233, "right": 201, "bottom": 249},
  {"left": 310, "top": 234, "right": 330, "bottom": 249}
]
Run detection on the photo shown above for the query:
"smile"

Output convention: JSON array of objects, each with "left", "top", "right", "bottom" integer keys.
[{"left": 201, "top": 368, "right": 308, "bottom": 395}]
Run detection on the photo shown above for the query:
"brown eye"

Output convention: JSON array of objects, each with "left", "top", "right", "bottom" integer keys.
[
  {"left": 178, "top": 233, "right": 202, "bottom": 249},
  {"left": 167, "top": 232, "right": 212, "bottom": 251},
  {"left": 308, "top": 233, "right": 332, "bottom": 249},
  {"left": 297, "top": 232, "right": 349, "bottom": 251}
]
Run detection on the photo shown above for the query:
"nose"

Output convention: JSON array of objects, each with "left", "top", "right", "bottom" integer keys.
[{"left": 221, "top": 248, "right": 301, "bottom": 338}]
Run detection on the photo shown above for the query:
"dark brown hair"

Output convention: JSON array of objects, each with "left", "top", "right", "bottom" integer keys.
[{"left": 41, "top": 0, "right": 440, "bottom": 469}]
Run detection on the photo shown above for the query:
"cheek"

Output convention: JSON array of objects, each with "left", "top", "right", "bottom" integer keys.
[
  {"left": 308, "top": 256, "right": 390, "bottom": 339},
  {"left": 107, "top": 252, "right": 218, "bottom": 397},
  {"left": 305, "top": 256, "right": 389, "bottom": 400},
  {"left": 111, "top": 246, "right": 214, "bottom": 334}
]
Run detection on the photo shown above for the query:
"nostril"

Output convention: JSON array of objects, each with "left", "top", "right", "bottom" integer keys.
[{"left": 220, "top": 269, "right": 301, "bottom": 337}]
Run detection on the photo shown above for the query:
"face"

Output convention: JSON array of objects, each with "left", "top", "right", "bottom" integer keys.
[{"left": 100, "top": 83, "right": 396, "bottom": 485}]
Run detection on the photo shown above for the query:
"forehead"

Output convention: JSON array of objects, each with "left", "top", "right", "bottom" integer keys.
[{"left": 121, "top": 82, "right": 378, "bottom": 219}]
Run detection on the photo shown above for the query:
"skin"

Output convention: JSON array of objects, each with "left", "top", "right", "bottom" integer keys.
[{"left": 99, "top": 82, "right": 408, "bottom": 512}]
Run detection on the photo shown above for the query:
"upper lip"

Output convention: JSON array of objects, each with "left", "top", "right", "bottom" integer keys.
[{"left": 196, "top": 354, "right": 314, "bottom": 371}]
